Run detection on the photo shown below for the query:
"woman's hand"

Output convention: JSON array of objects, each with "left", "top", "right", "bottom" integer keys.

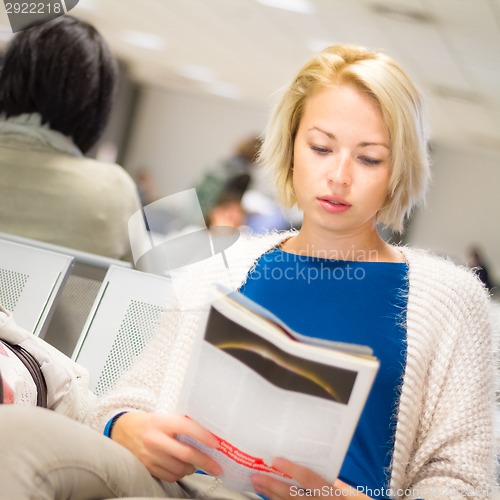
[
  {"left": 251, "top": 458, "right": 372, "bottom": 499},
  {"left": 111, "top": 411, "right": 222, "bottom": 482}
]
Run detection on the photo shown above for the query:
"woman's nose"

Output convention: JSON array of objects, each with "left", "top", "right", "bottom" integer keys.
[{"left": 327, "top": 152, "right": 352, "bottom": 187}]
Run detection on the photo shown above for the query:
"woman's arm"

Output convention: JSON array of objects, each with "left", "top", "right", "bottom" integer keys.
[
  {"left": 90, "top": 302, "right": 217, "bottom": 482},
  {"left": 91, "top": 305, "right": 202, "bottom": 430},
  {"left": 405, "top": 275, "right": 497, "bottom": 498}
]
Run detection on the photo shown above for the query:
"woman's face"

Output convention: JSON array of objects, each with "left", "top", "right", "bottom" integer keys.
[{"left": 292, "top": 84, "right": 391, "bottom": 237}]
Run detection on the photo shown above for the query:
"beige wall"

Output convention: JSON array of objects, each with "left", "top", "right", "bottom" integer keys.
[
  {"left": 408, "top": 142, "right": 499, "bottom": 284},
  {"left": 123, "top": 86, "right": 269, "bottom": 197}
]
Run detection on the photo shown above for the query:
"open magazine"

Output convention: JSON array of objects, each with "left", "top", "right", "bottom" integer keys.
[{"left": 177, "top": 285, "right": 379, "bottom": 493}]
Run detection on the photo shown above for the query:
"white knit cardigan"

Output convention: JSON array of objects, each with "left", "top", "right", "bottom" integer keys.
[{"left": 92, "top": 232, "right": 497, "bottom": 499}]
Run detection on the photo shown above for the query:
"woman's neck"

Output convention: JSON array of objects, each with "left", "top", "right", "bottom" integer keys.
[{"left": 281, "top": 225, "right": 404, "bottom": 263}]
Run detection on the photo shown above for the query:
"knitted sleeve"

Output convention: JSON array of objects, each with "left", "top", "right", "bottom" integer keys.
[
  {"left": 89, "top": 295, "right": 193, "bottom": 431},
  {"left": 397, "top": 258, "right": 497, "bottom": 499}
]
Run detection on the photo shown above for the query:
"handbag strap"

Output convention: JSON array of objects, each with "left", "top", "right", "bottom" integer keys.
[{"left": 2, "top": 341, "right": 48, "bottom": 408}]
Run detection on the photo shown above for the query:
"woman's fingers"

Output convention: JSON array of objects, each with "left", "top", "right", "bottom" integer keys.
[
  {"left": 272, "top": 457, "right": 328, "bottom": 491},
  {"left": 252, "top": 459, "right": 372, "bottom": 499},
  {"left": 251, "top": 458, "right": 335, "bottom": 500},
  {"left": 251, "top": 474, "right": 295, "bottom": 500},
  {"left": 147, "top": 455, "right": 196, "bottom": 483},
  {"left": 155, "top": 414, "right": 219, "bottom": 449},
  {"left": 150, "top": 414, "right": 221, "bottom": 475},
  {"left": 112, "top": 411, "right": 221, "bottom": 482},
  {"left": 149, "top": 430, "right": 221, "bottom": 477}
]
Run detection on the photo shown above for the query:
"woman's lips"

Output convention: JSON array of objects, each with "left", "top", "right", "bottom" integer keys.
[{"left": 318, "top": 197, "right": 352, "bottom": 213}]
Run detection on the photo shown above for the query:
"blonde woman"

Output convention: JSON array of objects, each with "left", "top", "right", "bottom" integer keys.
[
  {"left": 2, "top": 45, "right": 496, "bottom": 500},
  {"left": 94, "top": 44, "right": 496, "bottom": 499}
]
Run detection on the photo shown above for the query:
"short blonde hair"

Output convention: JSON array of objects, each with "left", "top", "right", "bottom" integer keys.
[{"left": 260, "top": 44, "right": 430, "bottom": 233}]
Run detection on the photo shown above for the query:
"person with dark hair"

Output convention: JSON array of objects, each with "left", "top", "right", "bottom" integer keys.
[
  {"left": 195, "top": 135, "right": 261, "bottom": 221},
  {"left": 206, "top": 190, "right": 246, "bottom": 229},
  {"left": 196, "top": 135, "right": 289, "bottom": 233},
  {"left": 0, "top": 15, "right": 141, "bottom": 259}
]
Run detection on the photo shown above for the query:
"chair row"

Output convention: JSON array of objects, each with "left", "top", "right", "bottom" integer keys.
[{"left": 0, "top": 231, "right": 176, "bottom": 395}]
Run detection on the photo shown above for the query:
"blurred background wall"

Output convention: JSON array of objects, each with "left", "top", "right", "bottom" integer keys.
[
  {"left": 124, "top": 87, "right": 268, "bottom": 196},
  {"left": 408, "top": 143, "right": 499, "bottom": 277}
]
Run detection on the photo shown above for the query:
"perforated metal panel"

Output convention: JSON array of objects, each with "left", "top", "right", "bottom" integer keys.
[
  {"left": 0, "top": 238, "right": 73, "bottom": 336},
  {"left": 95, "top": 299, "right": 166, "bottom": 396},
  {"left": 72, "top": 265, "right": 176, "bottom": 394},
  {"left": 0, "top": 268, "right": 29, "bottom": 312}
]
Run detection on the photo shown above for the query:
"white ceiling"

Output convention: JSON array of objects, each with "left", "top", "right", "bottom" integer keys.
[{"left": 1, "top": 0, "right": 500, "bottom": 151}]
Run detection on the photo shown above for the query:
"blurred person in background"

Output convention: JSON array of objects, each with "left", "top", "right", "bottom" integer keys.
[
  {"left": 196, "top": 134, "right": 289, "bottom": 233},
  {"left": 206, "top": 190, "right": 246, "bottom": 230},
  {"left": 467, "top": 246, "right": 494, "bottom": 292},
  {"left": 135, "top": 167, "right": 160, "bottom": 207},
  {"left": 195, "top": 134, "right": 260, "bottom": 220},
  {"left": 0, "top": 15, "right": 141, "bottom": 260}
]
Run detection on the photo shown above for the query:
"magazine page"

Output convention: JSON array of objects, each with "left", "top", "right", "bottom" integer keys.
[{"left": 177, "top": 293, "right": 379, "bottom": 493}]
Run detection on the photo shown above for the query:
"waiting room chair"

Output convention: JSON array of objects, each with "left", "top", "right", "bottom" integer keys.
[
  {"left": 43, "top": 251, "right": 131, "bottom": 357},
  {"left": 0, "top": 231, "right": 131, "bottom": 356},
  {"left": 0, "top": 235, "right": 73, "bottom": 337},
  {"left": 72, "top": 265, "right": 176, "bottom": 395}
]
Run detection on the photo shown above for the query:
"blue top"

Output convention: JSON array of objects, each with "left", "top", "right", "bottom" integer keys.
[{"left": 239, "top": 248, "right": 409, "bottom": 499}]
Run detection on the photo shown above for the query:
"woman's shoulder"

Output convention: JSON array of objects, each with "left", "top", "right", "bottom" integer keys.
[
  {"left": 402, "top": 246, "right": 475, "bottom": 276},
  {"left": 167, "top": 230, "right": 294, "bottom": 306},
  {"left": 229, "top": 229, "right": 294, "bottom": 257},
  {"left": 400, "top": 246, "right": 489, "bottom": 306}
]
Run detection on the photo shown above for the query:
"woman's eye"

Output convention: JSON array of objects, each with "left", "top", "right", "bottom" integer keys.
[
  {"left": 359, "top": 156, "right": 382, "bottom": 166},
  {"left": 311, "top": 145, "right": 330, "bottom": 155}
]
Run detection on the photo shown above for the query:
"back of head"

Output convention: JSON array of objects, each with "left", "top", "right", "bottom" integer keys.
[
  {"left": 235, "top": 135, "right": 263, "bottom": 164},
  {"left": 261, "top": 43, "right": 431, "bottom": 233},
  {"left": 0, "top": 15, "right": 117, "bottom": 153}
]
